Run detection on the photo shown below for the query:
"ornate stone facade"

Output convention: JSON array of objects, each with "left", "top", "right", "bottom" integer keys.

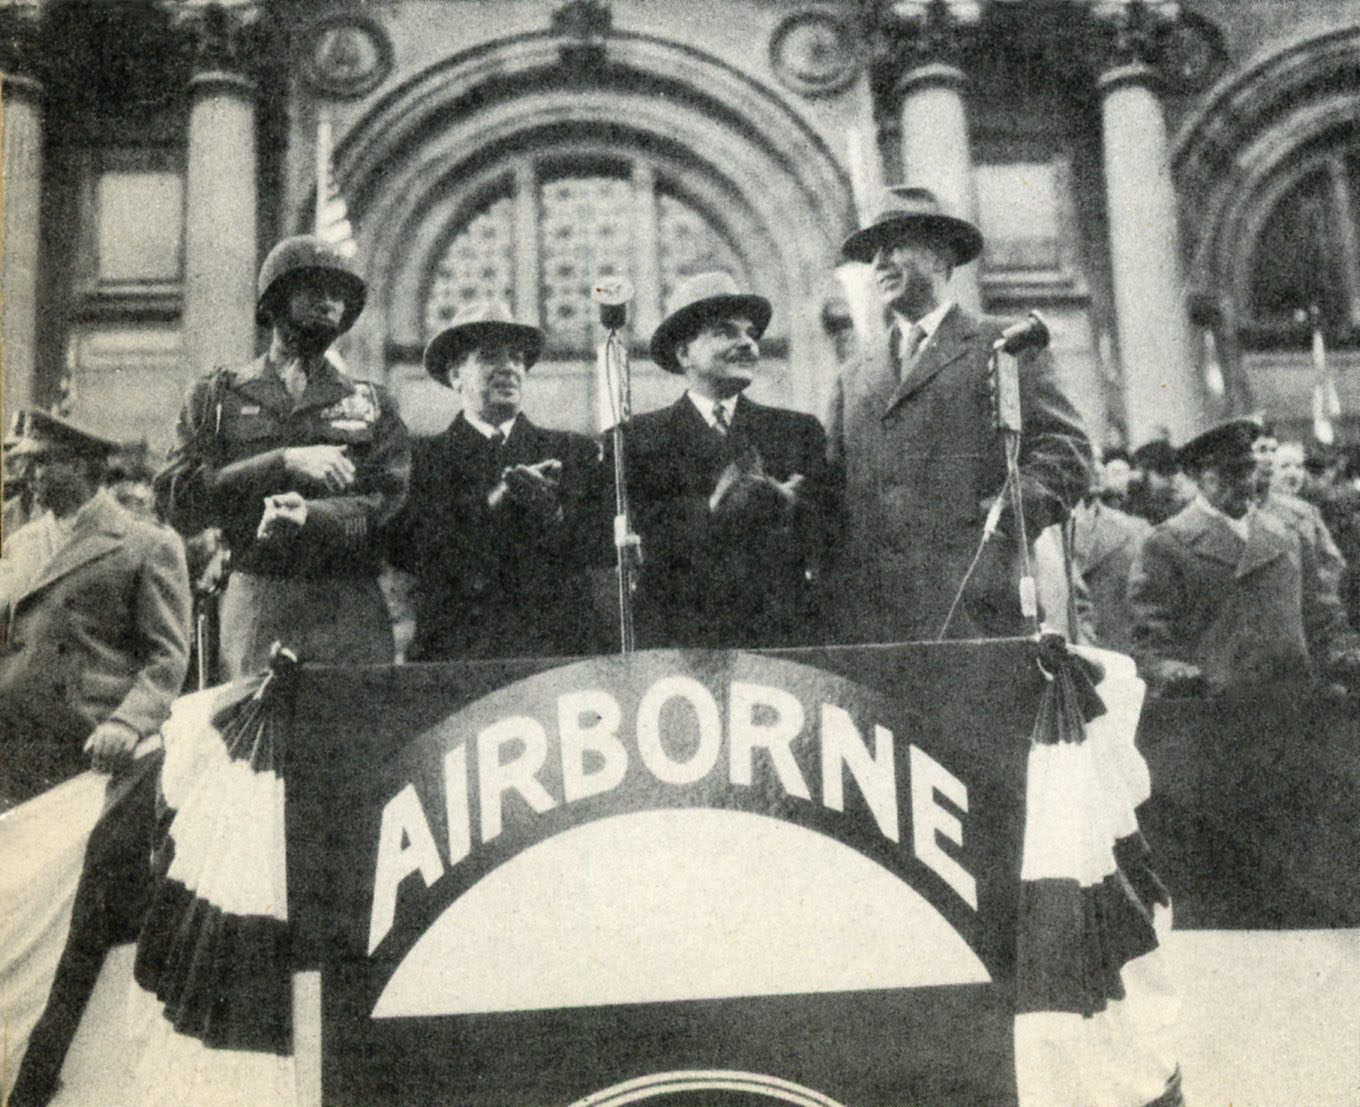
[{"left": 7, "top": 1, "right": 1360, "bottom": 451}]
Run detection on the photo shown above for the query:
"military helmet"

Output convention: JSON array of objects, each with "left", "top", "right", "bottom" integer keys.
[{"left": 255, "top": 235, "right": 366, "bottom": 332}]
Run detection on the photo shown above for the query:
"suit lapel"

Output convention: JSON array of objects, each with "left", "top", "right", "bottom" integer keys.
[
  {"left": 883, "top": 305, "right": 971, "bottom": 418},
  {"left": 1180, "top": 501, "right": 1245, "bottom": 568},
  {"left": 17, "top": 492, "right": 127, "bottom": 605},
  {"left": 1237, "top": 511, "right": 1290, "bottom": 579},
  {"left": 666, "top": 396, "right": 730, "bottom": 479}
]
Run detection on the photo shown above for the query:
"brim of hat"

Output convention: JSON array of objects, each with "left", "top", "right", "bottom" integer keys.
[
  {"left": 649, "top": 294, "right": 773, "bottom": 374},
  {"left": 424, "top": 321, "right": 544, "bottom": 385},
  {"left": 840, "top": 213, "right": 984, "bottom": 266},
  {"left": 8, "top": 433, "right": 119, "bottom": 458},
  {"left": 255, "top": 267, "right": 368, "bottom": 332}
]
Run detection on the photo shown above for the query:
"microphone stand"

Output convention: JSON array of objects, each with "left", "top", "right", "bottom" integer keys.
[
  {"left": 935, "top": 313, "right": 1048, "bottom": 641},
  {"left": 599, "top": 320, "right": 639, "bottom": 654}
]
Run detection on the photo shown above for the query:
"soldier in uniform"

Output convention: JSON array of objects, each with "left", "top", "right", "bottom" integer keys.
[
  {"left": 155, "top": 236, "right": 411, "bottom": 677},
  {"left": 1, "top": 412, "right": 191, "bottom": 809},
  {"left": 1128, "top": 417, "right": 1360, "bottom": 698}
]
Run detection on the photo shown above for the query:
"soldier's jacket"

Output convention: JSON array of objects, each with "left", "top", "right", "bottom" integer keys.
[
  {"left": 1128, "top": 498, "right": 1356, "bottom": 694},
  {"left": 154, "top": 354, "right": 411, "bottom": 579}
]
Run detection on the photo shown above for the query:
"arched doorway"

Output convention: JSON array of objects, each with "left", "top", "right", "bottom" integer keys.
[
  {"left": 309, "top": 32, "right": 855, "bottom": 435},
  {"left": 1175, "top": 26, "right": 1360, "bottom": 436}
]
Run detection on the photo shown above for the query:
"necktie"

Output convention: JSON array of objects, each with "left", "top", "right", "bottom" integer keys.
[
  {"left": 713, "top": 403, "right": 731, "bottom": 436},
  {"left": 891, "top": 323, "right": 927, "bottom": 385},
  {"left": 902, "top": 323, "right": 927, "bottom": 365}
]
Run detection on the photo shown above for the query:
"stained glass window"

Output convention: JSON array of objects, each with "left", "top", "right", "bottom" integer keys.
[
  {"left": 424, "top": 158, "right": 751, "bottom": 355},
  {"left": 657, "top": 192, "right": 748, "bottom": 307},
  {"left": 423, "top": 193, "right": 515, "bottom": 340},
  {"left": 539, "top": 173, "right": 633, "bottom": 351}
]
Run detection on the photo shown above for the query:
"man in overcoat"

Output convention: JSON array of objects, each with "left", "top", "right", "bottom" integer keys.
[
  {"left": 385, "top": 301, "right": 604, "bottom": 661},
  {"left": 154, "top": 236, "right": 411, "bottom": 677},
  {"left": 1, "top": 413, "right": 191, "bottom": 809},
  {"left": 611, "top": 271, "right": 832, "bottom": 649},
  {"left": 825, "top": 188, "right": 1091, "bottom": 643},
  {"left": 1128, "top": 418, "right": 1360, "bottom": 698}
]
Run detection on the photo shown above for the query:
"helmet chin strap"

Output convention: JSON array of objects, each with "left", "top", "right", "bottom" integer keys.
[{"left": 275, "top": 317, "right": 340, "bottom": 360}]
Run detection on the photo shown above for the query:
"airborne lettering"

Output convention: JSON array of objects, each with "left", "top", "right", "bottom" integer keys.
[{"left": 368, "top": 676, "right": 974, "bottom": 953}]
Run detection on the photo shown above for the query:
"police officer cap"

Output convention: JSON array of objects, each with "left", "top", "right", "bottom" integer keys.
[
  {"left": 1177, "top": 416, "right": 1263, "bottom": 475},
  {"left": 256, "top": 235, "right": 367, "bottom": 332},
  {"left": 7, "top": 409, "right": 123, "bottom": 459},
  {"left": 1131, "top": 439, "right": 1179, "bottom": 476}
]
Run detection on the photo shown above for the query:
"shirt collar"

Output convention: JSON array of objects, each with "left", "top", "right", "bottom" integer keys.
[
  {"left": 1196, "top": 492, "right": 1253, "bottom": 539},
  {"left": 464, "top": 410, "right": 518, "bottom": 441},
  {"left": 893, "top": 300, "right": 954, "bottom": 343},
  {"left": 687, "top": 390, "right": 739, "bottom": 428}
]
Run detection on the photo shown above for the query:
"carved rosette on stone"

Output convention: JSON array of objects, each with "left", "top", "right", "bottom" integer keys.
[
  {"left": 302, "top": 12, "right": 393, "bottom": 100},
  {"left": 770, "top": 7, "right": 859, "bottom": 99}
]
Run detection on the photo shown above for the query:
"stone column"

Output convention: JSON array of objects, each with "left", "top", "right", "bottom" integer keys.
[
  {"left": 898, "top": 60, "right": 981, "bottom": 312},
  {"left": 177, "top": 3, "right": 262, "bottom": 377},
  {"left": 1, "top": 8, "right": 46, "bottom": 421},
  {"left": 1097, "top": 5, "right": 1201, "bottom": 444},
  {"left": 870, "top": 1, "right": 983, "bottom": 312}
]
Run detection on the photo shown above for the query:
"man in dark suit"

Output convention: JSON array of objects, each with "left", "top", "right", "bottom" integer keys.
[
  {"left": 825, "top": 188, "right": 1091, "bottom": 643},
  {"left": 1, "top": 413, "right": 191, "bottom": 809},
  {"left": 612, "top": 271, "right": 831, "bottom": 649},
  {"left": 1128, "top": 417, "right": 1360, "bottom": 698},
  {"left": 386, "top": 301, "right": 603, "bottom": 661}
]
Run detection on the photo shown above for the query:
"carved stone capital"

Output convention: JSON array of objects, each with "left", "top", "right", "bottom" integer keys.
[
  {"left": 0, "top": 4, "right": 46, "bottom": 89},
  {"left": 168, "top": 1, "right": 266, "bottom": 85},
  {"left": 865, "top": 0, "right": 978, "bottom": 122},
  {"left": 1091, "top": 1, "right": 1228, "bottom": 95}
]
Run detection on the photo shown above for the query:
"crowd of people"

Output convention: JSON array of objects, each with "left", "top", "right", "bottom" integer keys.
[
  {"left": 4, "top": 185, "right": 1360, "bottom": 809},
  {"left": 1074, "top": 419, "right": 1360, "bottom": 698}
]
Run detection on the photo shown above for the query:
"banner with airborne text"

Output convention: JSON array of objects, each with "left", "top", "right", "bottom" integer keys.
[{"left": 285, "top": 642, "right": 1043, "bottom": 1105}]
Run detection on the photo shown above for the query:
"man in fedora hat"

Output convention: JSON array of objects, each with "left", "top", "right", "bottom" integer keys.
[
  {"left": 385, "top": 300, "right": 604, "bottom": 660},
  {"left": 825, "top": 187, "right": 1091, "bottom": 643},
  {"left": 1, "top": 412, "right": 191, "bottom": 809},
  {"left": 155, "top": 235, "right": 411, "bottom": 677},
  {"left": 611, "top": 271, "right": 831, "bottom": 649},
  {"left": 1129, "top": 416, "right": 1360, "bottom": 699}
]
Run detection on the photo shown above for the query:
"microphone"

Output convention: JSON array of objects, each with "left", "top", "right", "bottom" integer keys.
[
  {"left": 592, "top": 276, "right": 635, "bottom": 330},
  {"left": 993, "top": 310, "right": 1050, "bottom": 355}
]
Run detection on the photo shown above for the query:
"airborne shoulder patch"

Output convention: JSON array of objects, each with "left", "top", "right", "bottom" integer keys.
[{"left": 321, "top": 382, "right": 380, "bottom": 429}]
